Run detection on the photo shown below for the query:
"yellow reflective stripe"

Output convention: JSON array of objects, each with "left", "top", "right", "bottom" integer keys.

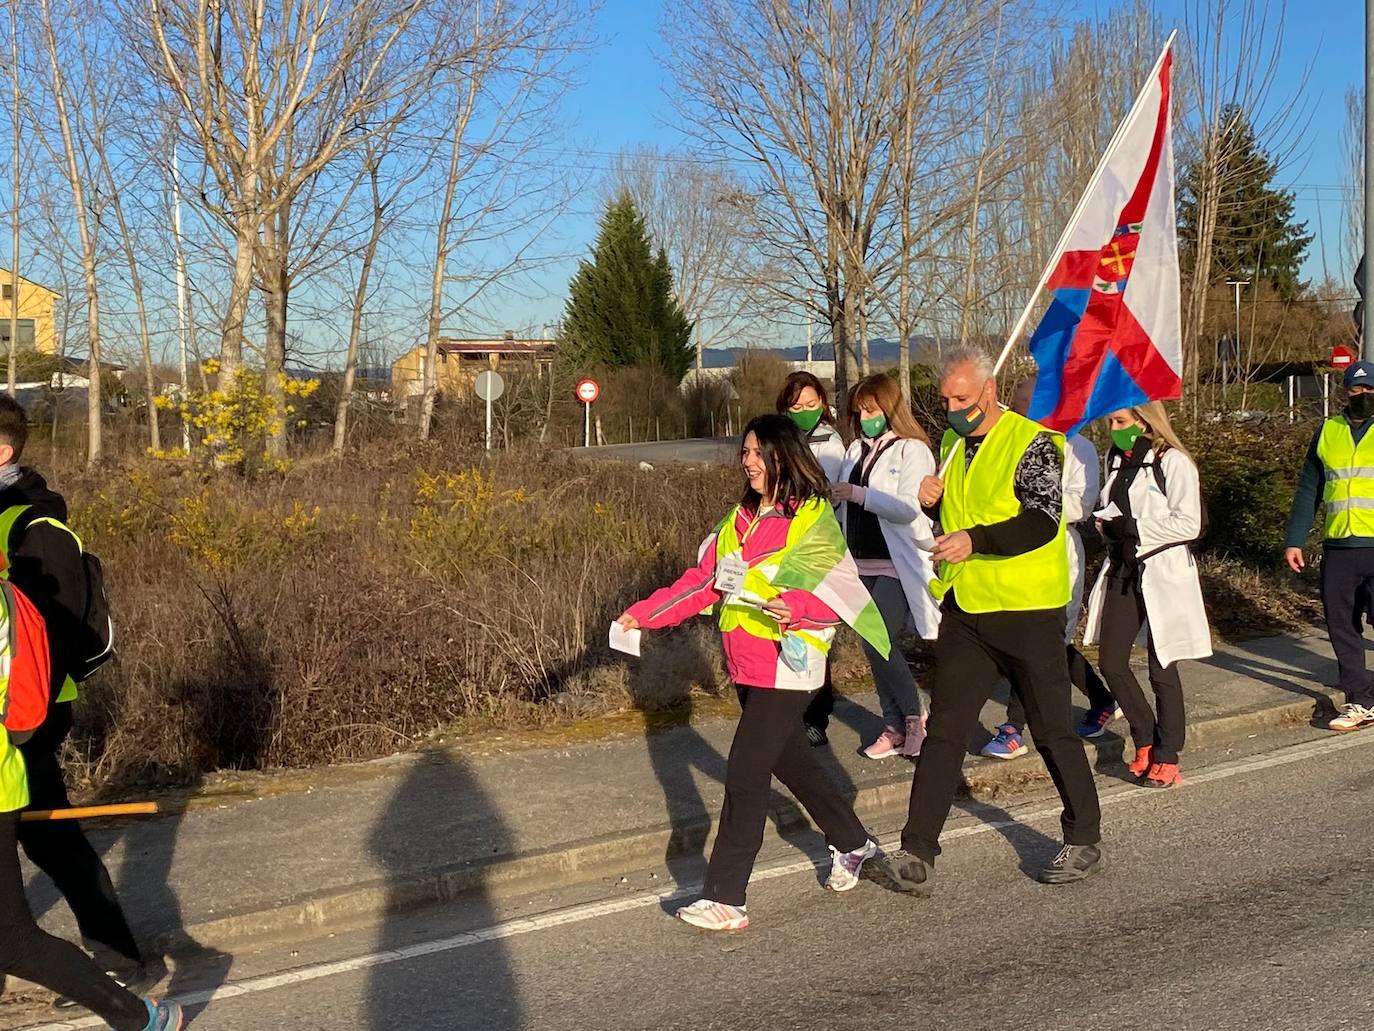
[
  {"left": 1328, "top": 497, "right": 1374, "bottom": 511},
  {"left": 1326, "top": 468, "right": 1374, "bottom": 480}
]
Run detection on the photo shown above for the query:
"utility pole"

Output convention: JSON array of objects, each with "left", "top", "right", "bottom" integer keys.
[
  {"left": 1225, "top": 279, "right": 1248, "bottom": 410},
  {"left": 172, "top": 147, "right": 190, "bottom": 451},
  {"left": 8, "top": 0, "right": 19, "bottom": 397},
  {"left": 1366, "top": 0, "right": 1374, "bottom": 359},
  {"left": 805, "top": 317, "right": 813, "bottom": 365}
]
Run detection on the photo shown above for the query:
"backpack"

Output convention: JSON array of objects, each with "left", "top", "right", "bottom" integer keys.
[
  {"left": 0, "top": 506, "right": 114, "bottom": 683},
  {"left": 0, "top": 579, "right": 50, "bottom": 732},
  {"left": 1148, "top": 457, "right": 1209, "bottom": 544}
]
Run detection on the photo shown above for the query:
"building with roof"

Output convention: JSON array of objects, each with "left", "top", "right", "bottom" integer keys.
[
  {"left": 0, "top": 269, "right": 60, "bottom": 357},
  {"left": 390, "top": 332, "right": 557, "bottom": 399}
]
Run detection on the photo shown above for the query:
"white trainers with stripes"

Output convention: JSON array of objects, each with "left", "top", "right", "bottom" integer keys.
[
  {"left": 675, "top": 898, "right": 749, "bottom": 931},
  {"left": 825, "top": 839, "right": 878, "bottom": 892}
]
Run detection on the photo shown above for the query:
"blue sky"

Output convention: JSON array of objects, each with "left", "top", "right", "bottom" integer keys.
[{"left": 482, "top": 0, "right": 1364, "bottom": 339}]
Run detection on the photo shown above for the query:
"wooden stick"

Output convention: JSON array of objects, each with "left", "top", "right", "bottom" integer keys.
[{"left": 21, "top": 802, "right": 158, "bottom": 822}]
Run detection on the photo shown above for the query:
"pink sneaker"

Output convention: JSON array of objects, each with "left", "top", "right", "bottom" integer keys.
[
  {"left": 862, "top": 726, "right": 905, "bottom": 759},
  {"left": 899, "top": 714, "right": 927, "bottom": 758}
]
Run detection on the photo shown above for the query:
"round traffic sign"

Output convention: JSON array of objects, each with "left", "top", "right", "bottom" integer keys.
[
  {"left": 576, "top": 378, "right": 600, "bottom": 404},
  {"left": 474, "top": 369, "right": 505, "bottom": 402},
  {"left": 1332, "top": 345, "right": 1357, "bottom": 369}
]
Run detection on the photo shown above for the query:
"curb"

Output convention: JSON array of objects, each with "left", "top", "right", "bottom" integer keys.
[{"left": 146, "top": 686, "right": 1339, "bottom": 958}]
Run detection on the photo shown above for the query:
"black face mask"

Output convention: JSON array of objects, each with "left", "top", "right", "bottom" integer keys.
[{"left": 1350, "top": 394, "right": 1374, "bottom": 421}]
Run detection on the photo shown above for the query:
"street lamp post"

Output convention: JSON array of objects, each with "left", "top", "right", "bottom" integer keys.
[{"left": 1224, "top": 279, "right": 1249, "bottom": 411}]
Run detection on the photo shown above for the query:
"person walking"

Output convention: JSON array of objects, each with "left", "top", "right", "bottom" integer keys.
[
  {"left": 830, "top": 373, "right": 940, "bottom": 760},
  {"left": 883, "top": 348, "right": 1103, "bottom": 897},
  {"left": 1084, "top": 402, "right": 1211, "bottom": 788},
  {"left": 0, "top": 398, "right": 156, "bottom": 1001},
  {"left": 1285, "top": 360, "right": 1374, "bottom": 731},
  {"left": 777, "top": 371, "right": 845, "bottom": 745},
  {"left": 0, "top": 421, "right": 181, "bottom": 1031},
  {"left": 982, "top": 376, "right": 1119, "bottom": 760},
  {"left": 617, "top": 415, "right": 892, "bottom": 931}
]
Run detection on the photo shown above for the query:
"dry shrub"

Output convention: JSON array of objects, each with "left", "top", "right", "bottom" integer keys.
[{"left": 51, "top": 443, "right": 740, "bottom": 790}]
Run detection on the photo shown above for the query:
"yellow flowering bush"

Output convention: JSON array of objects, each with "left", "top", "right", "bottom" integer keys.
[{"left": 154, "top": 359, "right": 320, "bottom": 474}]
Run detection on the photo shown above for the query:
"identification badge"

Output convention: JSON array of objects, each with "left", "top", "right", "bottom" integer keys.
[{"left": 715, "top": 553, "right": 749, "bottom": 597}]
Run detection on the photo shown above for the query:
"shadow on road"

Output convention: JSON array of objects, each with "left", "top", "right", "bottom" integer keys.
[{"left": 366, "top": 752, "right": 522, "bottom": 1031}]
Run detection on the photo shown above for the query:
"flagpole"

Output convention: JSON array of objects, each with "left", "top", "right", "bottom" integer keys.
[{"left": 988, "top": 29, "right": 1178, "bottom": 381}]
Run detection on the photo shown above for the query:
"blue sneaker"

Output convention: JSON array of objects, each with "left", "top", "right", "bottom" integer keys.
[
  {"left": 1075, "top": 703, "right": 1124, "bottom": 739},
  {"left": 981, "top": 724, "right": 1027, "bottom": 760},
  {"left": 141, "top": 998, "right": 183, "bottom": 1031}
]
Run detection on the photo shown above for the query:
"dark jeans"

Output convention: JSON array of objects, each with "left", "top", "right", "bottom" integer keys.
[
  {"left": 0, "top": 811, "right": 147, "bottom": 1029},
  {"left": 1006, "top": 645, "right": 1114, "bottom": 729},
  {"left": 1097, "top": 572, "right": 1185, "bottom": 764},
  {"left": 900, "top": 601, "right": 1101, "bottom": 865},
  {"left": 802, "top": 665, "right": 834, "bottom": 730},
  {"left": 1321, "top": 545, "right": 1374, "bottom": 707},
  {"left": 18, "top": 703, "right": 142, "bottom": 969},
  {"left": 703, "top": 686, "right": 869, "bottom": 906}
]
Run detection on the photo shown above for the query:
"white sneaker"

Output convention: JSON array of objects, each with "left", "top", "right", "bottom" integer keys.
[
  {"left": 825, "top": 839, "right": 878, "bottom": 892},
  {"left": 1329, "top": 703, "right": 1374, "bottom": 732},
  {"left": 675, "top": 898, "right": 749, "bottom": 931}
]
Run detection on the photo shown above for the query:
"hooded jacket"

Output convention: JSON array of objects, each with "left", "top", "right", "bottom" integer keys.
[{"left": 0, "top": 467, "right": 85, "bottom": 698}]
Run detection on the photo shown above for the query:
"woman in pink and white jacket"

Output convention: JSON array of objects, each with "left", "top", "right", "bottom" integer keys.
[{"left": 617, "top": 414, "right": 891, "bottom": 932}]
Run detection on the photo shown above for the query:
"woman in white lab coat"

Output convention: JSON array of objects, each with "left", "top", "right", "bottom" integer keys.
[
  {"left": 778, "top": 371, "right": 848, "bottom": 744},
  {"left": 830, "top": 373, "right": 940, "bottom": 760},
  {"left": 1085, "top": 401, "right": 1211, "bottom": 789}
]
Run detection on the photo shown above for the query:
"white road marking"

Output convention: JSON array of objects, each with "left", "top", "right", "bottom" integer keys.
[{"left": 23, "top": 728, "right": 1373, "bottom": 1029}]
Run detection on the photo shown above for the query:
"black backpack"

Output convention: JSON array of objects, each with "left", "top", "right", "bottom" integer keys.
[{"left": 0, "top": 505, "right": 114, "bottom": 682}]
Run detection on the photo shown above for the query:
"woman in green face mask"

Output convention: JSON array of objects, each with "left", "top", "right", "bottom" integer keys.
[
  {"left": 1084, "top": 402, "right": 1211, "bottom": 792},
  {"left": 830, "top": 374, "right": 942, "bottom": 761},
  {"left": 777, "top": 372, "right": 846, "bottom": 744}
]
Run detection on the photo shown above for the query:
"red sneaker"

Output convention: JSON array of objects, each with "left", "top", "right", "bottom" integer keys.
[
  {"left": 1128, "top": 745, "right": 1153, "bottom": 777},
  {"left": 1143, "top": 761, "right": 1181, "bottom": 789}
]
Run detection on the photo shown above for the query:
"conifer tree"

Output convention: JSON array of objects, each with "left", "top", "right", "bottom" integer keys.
[
  {"left": 1179, "top": 104, "right": 1312, "bottom": 301},
  {"left": 562, "top": 193, "right": 694, "bottom": 380}
]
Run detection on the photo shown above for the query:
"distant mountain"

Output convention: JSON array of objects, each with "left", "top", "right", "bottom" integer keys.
[{"left": 700, "top": 337, "right": 942, "bottom": 370}]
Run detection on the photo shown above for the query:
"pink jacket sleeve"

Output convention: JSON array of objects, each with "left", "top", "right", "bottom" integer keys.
[
  {"left": 626, "top": 536, "right": 723, "bottom": 630},
  {"left": 776, "top": 588, "right": 841, "bottom": 633}
]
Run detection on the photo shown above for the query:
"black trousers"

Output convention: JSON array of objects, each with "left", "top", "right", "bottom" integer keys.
[
  {"left": 17, "top": 703, "right": 143, "bottom": 969},
  {"left": 1321, "top": 545, "right": 1374, "bottom": 707},
  {"left": 802, "top": 664, "right": 834, "bottom": 730},
  {"left": 1006, "top": 644, "right": 1114, "bottom": 730},
  {"left": 0, "top": 811, "right": 147, "bottom": 1029},
  {"left": 703, "top": 686, "right": 869, "bottom": 907},
  {"left": 900, "top": 601, "right": 1101, "bottom": 865},
  {"left": 1096, "top": 572, "right": 1185, "bottom": 764}
]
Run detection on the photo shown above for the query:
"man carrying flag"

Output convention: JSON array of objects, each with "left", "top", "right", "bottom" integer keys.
[
  {"left": 881, "top": 347, "right": 1104, "bottom": 896},
  {"left": 883, "top": 34, "right": 1181, "bottom": 893}
]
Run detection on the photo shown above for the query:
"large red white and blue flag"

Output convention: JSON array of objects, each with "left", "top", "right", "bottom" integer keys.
[{"left": 1025, "top": 42, "right": 1181, "bottom": 436}]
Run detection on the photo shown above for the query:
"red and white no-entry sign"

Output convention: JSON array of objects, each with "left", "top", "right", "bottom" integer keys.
[
  {"left": 1332, "top": 344, "right": 1357, "bottom": 369},
  {"left": 576, "top": 379, "right": 600, "bottom": 404}
]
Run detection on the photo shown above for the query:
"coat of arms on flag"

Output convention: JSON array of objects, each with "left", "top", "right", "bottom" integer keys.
[{"left": 1025, "top": 41, "right": 1182, "bottom": 436}]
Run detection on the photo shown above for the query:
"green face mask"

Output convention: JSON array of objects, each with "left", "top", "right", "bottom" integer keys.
[
  {"left": 946, "top": 402, "right": 985, "bottom": 438},
  {"left": 1111, "top": 424, "right": 1145, "bottom": 453},
  {"left": 788, "top": 407, "right": 824, "bottom": 434},
  {"left": 859, "top": 414, "right": 888, "bottom": 439}
]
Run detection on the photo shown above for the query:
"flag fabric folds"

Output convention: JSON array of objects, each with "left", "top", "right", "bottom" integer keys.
[{"left": 1026, "top": 44, "right": 1181, "bottom": 436}]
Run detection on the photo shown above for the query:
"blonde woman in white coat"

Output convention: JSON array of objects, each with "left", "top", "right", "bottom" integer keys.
[
  {"left": 829, "top": 373, "right": 941, "bottom": 760},
  {"left": 1084, "top": 401, "right": 1211, "bottom": 790},
  {"left": 778, "top": 371, "right": 847, "bottom": 745}
]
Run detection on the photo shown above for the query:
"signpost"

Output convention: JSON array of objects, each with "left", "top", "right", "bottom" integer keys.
[
  {"left": 474, "top": 370, "right": 505, "bottom": 451},
  {"left": 576, "top": 378, "right": 600, "bottom": 446}
]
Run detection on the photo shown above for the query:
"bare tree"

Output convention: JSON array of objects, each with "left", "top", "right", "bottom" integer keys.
[
  {"left": 35, "top": 0, "right": 104, "bottom": 466},
  {"left": 132, "top": 0, "right": 431, "bottom": 384},
  {"left": 416, "top": 0, "right": 588, "bottom": 441},
  {"left": 1342, "top": 85, "right": 1363, "bottom": 279},
  {"left": 608, "top": 147, "right": 761, "bottom": 365},
  {"left": 1179, "top": 0, "right": 1310, "bottom": 409}
]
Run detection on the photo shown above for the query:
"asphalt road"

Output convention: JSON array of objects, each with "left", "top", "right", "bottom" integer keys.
[
  {"left": 570, "top": 437, "right": 736, "bottom": 465},
  {"left": 12, "top": 724, "right": 1374, "bottom": 1031}
]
